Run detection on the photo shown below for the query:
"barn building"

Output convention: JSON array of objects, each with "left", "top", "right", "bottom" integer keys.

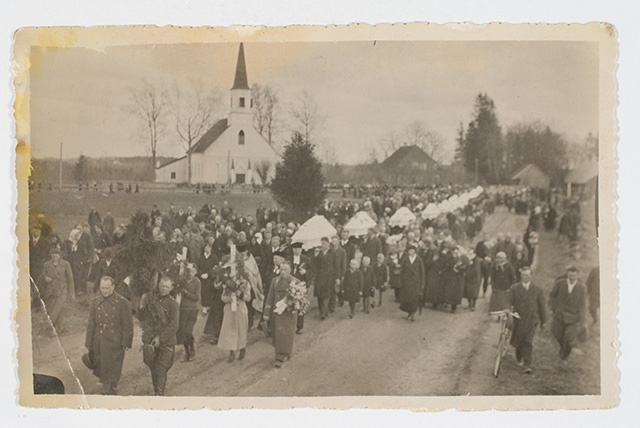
[
  {"left": 156, "top": 43, "right": 279, "bottom": 185},
  {"left": 511, "top": 163, "right": 550, "bottom": 188}
]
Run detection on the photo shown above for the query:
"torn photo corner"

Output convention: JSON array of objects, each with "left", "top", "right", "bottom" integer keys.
[{"left": 13, "top": 23, "right": 618, "bottom": 410}]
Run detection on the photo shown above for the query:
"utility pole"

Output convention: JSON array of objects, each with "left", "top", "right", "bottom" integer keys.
[{"left": 59, "top": 143, "right": 63, "bottom": 191}]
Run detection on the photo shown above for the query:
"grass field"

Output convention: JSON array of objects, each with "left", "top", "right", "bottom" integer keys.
[{"left": 29, "top": 189, "right": 277, "bottom": 237}]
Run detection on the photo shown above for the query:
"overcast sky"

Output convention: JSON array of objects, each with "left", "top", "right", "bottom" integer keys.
[{"left": 30, "top": 41, "right": 598, "bottom": 164}]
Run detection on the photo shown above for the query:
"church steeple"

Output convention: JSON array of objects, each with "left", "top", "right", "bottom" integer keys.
[
  {"left": 231, "top": 43, "right": 249, "bottom": 90},
  {"left": 229, "top": 43, "right": 252, "bottom": 126}
]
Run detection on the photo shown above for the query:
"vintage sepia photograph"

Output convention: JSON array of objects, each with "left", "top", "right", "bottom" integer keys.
[{"left": 13, "top": 24, "right": 618, "bottom": 409}]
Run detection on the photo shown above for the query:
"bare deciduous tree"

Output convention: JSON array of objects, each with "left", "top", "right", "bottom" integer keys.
[
  {"left": 127, "top": 80, "right": 168, "bottom": 179},
  {"left": 255, "top": 159, "right": 272, "bottom": 185},
  {"left": 171, "top": 81, "right": 222, "bottom": 184},
  {"left": 290, "top": 91, "right": 325, "bottom": 146},
  {"left": 378, "top": 121, "right": 446, "bottom": 164},
  {"left": 251, "top": 84, "right": 280, "bottom": 147}
]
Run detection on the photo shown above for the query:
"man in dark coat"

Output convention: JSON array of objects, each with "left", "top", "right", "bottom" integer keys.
[
  {"left": 140, "top": 276, "right": 179, "bottom": 396},
  {"left": 29, "top": 225, "right": 50, "bottom": 308},
  {"left": 84, "top": 276, "right": 133, "bottom": 394},
  {"left": 38, "top": 249, "right": 75, "bottom": 334},
  {"left": 464, "top": 249, "right": 482, "bottom": 311},
  {"left": 176, "top": 263, "right": 201, "bottom": 362},
  {"left": 288, "top": 242, "right": 313, "bottom": 334},
  {"left": 361, "top": 229, "right": 382, "bottom": 262},
  {"left": 399, "top": 244, "right": 425, "bottom": 321},
  {"left": 330, "top": 235, "right": 347, "bottom": 310},
  {"left": 197, "top": 245, "right": 218, "bottom": 315},
  {"left": 313, "top": 237, "right": 335, "bottom": 320},
  {"left": 507, "top": 267, "right": 547, "bottom": 374},
  {"left": 474, "top": 232, "right": 491, "bottom": 297},
  {"left": 549, "top": 266, "right": 588, "bottom": 361},
  {"left": 29, "top": 225, "right": 51, "bottom": 283},
  {"left": 88, "top": 206, "right": 102, "bottom": 231},
  {"left": 342, "top": 259, "right": 363, "bottom": 318}
]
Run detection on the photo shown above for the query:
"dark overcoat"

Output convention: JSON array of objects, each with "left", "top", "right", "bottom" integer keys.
[
  {"left": 424, "top": 254, "right": 445, "bottom": 304},
  {"left": 507, "top": 282, "right": 547, "bottom": 348},
  {"left": 443, "top": 256, "right": 465, "bottom": 305},
  {"left": 464, "top": 256, "right": 482, "bottom": 300},
  {"left": 399, "top": 255, "right": 425, "bottom": 314},
  {"left": 549, "top": 279, "right": 587, "bottom": 343},
  {"left": 313, "top": 249, "right": 335, "bottom": 299},
  {"left": 85, "top": 292, "right": 133, "bottom": 384},
  {"left": 265, "top": 276, "right": 297, "bottom": 356},
  {"left": 342, "top": 269, "right": 363, "bottom": 303}
]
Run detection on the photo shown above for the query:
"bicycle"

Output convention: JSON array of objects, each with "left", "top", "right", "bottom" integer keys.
[{"left": 491, "top": 310, "right": 520, "bottom": 378}]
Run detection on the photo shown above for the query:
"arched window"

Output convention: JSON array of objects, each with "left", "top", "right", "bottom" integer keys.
[{"left": 238, "top": 130, "right": 245, "bottom": 145}]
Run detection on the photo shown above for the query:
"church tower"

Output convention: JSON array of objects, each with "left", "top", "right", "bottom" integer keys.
[{"left": 228, "top": 43, "right": 252, "bottom": 128}]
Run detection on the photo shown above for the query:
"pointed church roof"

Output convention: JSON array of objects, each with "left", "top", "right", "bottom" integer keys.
[
  {"left": 189, "top": 118, "right": 229, "bottom": 153},
  {"left": 231, "top": 43, "right": 250, "bottom": 90}
]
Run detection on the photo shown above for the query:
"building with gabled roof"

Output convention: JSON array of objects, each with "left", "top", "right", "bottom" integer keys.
[
  {"left": 380, "top": 145, "right": 442, "bottom": 185},
  {"left": 156, "top": 43, "right": 279, "bottom": 185},
  {"left": 511, "top": 163, "right": 550, "bottom": 188}
]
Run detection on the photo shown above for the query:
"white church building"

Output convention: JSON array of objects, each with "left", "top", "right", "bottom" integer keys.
[{"left": 156, "top": 43, "right": 280, "bottom": 185}]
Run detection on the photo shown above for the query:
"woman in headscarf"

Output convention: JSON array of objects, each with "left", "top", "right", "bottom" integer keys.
[{"left": 63, "top": 228, "right": 89, "bottom": 297}]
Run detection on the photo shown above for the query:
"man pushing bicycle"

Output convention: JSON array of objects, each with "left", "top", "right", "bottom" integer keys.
[{"left": 506, "top": 267, "right": 547, "bottom": 374}]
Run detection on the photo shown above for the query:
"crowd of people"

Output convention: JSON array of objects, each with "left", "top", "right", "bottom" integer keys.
[{"left": 28, "top": 183, "right": 599, "bottom": 395}]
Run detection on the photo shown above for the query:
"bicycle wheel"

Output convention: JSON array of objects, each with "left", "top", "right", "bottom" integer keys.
[{"left": 494, "top": 332, "right": 507, "bottom": 378}]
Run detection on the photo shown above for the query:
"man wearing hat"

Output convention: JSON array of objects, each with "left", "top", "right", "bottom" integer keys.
[
  {"left": 288, "top": 242, "right": 313, "bottom": 333},
  {"left": 37, "top": 248, "right": 75, "bottom": 335},
  {"left": 399, "top": 244, "right": 424, "bottom": 321},
  {"left": 84, "top": 276, "right": 133, "bottom": 394},
  {"left": 30, "top": 224, "right": 51, "bottom": 308}
]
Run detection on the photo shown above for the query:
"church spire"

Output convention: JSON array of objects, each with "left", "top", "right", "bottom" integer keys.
[{"left": 231, "top": 43, "right": 249, "bottom": 90}]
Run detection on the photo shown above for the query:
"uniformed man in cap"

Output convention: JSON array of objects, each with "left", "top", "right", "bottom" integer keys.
[
  {"left": 37, "top": 248, "right": 75, "bottom": 335},
  {"left": 84, "top": 276, "right": 133, "bottom": 395}
]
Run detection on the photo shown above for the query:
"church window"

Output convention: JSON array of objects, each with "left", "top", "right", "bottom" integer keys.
[
  {"left": 171, "top": 172, "right": 176, "bottom": 179},
  {"left": 238, "top": 130, "right": 245, "bottom": 145},
  {"left": 250, "top": 99, "right": 254, "bottom": 108},
  {"left": 239, "top": 97, "right": 245, "bottom": 108}
]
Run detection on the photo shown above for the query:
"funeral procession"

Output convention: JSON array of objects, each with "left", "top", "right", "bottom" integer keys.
[{"left": 26, "top": 41, "right": 601, "bottom": 397}]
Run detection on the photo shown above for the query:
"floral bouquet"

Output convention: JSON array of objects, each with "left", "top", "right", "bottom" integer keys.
[
  {"left": 220, "top": 258, "right": 249, "bottom": 312},
  {"left": 275, "top": 279, "right": 310, "bottom": 316}
]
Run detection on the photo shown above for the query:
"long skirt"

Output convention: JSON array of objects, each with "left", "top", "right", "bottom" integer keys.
[
  {"left": 399, "top": 281, "right": 420, "bottom": 314},
  {"left": 464, "top": 278, "right": 481, "bottom": 300},
  {"left": 424, "top": 271, "right": 444, "bottom": 304},
  {"left": 489, "top": 288, "right": 509, "bottom": 313},
  {"left": 444, "top": 275, "right": 464, "bottom": 305},
  {"left": 217, "top": 302, "right": 248, "bottom": 352},
  {"left": 273, "top": 310, "right": 297, "bottom": 357},
  {"left": 203, "top": 290, "right": 224, "bottom": 337},
  {"left": 176, "top": 309, "right": 198, "bottom": 345}
]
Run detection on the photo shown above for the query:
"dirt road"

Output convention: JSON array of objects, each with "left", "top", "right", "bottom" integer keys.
[{"left": 30, "top": 207, "right": 600, "bottom": 397}]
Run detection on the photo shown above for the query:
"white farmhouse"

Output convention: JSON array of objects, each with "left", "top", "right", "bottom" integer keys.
[{"left": 156, "top": 43, "right": 279, "bottom": 185}]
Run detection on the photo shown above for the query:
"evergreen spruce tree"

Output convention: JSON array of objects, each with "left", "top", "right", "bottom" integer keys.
[{"left": 271, "top": 131, "right": 326, "bottom": 221}]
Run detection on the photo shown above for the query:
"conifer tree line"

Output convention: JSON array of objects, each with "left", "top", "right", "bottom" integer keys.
[{"left": 455, "top": 93, "right": 598, "bottom": 185}]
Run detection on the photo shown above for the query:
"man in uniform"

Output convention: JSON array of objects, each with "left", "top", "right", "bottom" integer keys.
[
  {"left": 84, "top": 276, "right": 133, "bottom": 394},
  {"left": 38, "top": 248, "right": 75, "bottom": 335},
  {"left": 140, "top": 276, "right": 179, "bottom": 396}
]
